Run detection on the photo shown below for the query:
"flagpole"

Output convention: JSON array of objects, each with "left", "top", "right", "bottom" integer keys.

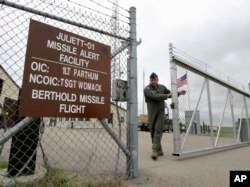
[{"left": 142, "top": 70, "right": 145, "bottom": 114}]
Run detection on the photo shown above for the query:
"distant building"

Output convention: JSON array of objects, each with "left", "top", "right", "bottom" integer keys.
[
  {"left": 0, "top": 65, "right": 20, "bottom": 128},
  {"left": 0, "top": 65, "right": 20, "bottom": 104},
  {"left": 185, "top": 110, "right": 201, "bottom": 134}
]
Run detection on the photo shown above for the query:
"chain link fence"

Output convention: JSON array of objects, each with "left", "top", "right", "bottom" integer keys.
[
  {"left": 169, "top": 43, "right": 250, "bottom": 156},
  {"left": 0, "top": 0, "right": 138, "bottom": 186}
]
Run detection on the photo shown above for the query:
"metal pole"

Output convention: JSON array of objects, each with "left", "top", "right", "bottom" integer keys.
[
  {"left": 127, "top": 7, "right": 138, "bottom": 178},
  {"left": 186, "top": 70, "right": 191, "bottom": 111},
  {"left": 228, "top": 89, "right": 236, "bottom": 140},
  {"left": 99, "top": 119, "right": 130, "bottom": 157},
  {"left": 112, "top": 41, "right": 130, "bottom": 59},
  {"left": 0, "top": 117, "right": 36, "bottom": 145},
  {"left": 206, "top": 78, "right": 214, "bottom": 146},
  {"left": 237, "top": 102, "right": 244, "bottom": 143},
  {"left": 169, "top": 43, "right": 181, "bottom": 155},
  {"left": 114, "top": 102, "right": 122, "bottom": 179}
]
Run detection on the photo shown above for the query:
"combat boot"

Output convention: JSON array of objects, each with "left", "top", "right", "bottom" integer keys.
[
  {"left": 151, "top": 150, "right": 158, "bottom": 160},
  {"left": 157, "top": 150, "right": 164, "bottom": 156}
]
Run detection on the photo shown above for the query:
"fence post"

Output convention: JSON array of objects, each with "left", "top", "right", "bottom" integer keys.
[
  {"left": 127, "top": 6, "right": 138, "bottom": 178},
  {"left": 169, "top": 43, "right": 181, "bottom": 155}
]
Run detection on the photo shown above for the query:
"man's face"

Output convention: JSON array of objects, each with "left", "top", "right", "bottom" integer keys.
[{"left": 150, "top": 78, "right": 158, "bottom": 87}]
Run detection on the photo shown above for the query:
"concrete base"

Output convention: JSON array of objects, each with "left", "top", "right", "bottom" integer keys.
[{"left": 0, "top": 165, "right": 47, "bottom": 186}]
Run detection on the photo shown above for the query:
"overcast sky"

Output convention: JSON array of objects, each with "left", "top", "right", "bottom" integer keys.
[
  {"left": 118, "top": 0, "right": 250, "bottom": 114},
  {"left": 3, "top": 0, "right": 250, "bottom": 119}
]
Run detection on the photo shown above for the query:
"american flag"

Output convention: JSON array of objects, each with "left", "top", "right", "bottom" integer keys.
[{"left": 177, "top": 73, "right": 187, "bottom": 88}]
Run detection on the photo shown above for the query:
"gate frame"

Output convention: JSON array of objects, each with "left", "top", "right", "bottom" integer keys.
[{"left": 169, "top": 43, "right": 250, "bottom": 157}]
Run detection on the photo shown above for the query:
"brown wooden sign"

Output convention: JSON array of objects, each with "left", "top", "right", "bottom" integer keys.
[{"left": 20, "top": 19, "right": 111, "bottom": 118}]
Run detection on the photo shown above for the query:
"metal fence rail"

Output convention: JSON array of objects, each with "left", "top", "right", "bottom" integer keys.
[
  {"left": 0, "top": 0, "right": 138, "bottom": 186},
  {"left": 169, "top": 43, "right": 250, "bottom": 156}
]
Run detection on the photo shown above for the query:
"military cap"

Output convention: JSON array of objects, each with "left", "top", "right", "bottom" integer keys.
[{"left": 150, "top": 72, "right": 158, "bottom": 79}]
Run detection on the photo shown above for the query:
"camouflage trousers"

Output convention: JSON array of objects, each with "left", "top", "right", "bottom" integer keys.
[{"left": 149, "top": 110, "right": 165, "bottom": 151}]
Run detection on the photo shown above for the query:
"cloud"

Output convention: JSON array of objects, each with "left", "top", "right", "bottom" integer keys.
[
  {"left": 170, "top": 0, "right": 250, "bottom": 87},
  {"left": 120, "top": 0, "right": 250, "bottom": 114}
]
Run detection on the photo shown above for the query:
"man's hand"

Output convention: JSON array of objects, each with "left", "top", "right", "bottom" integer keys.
[
  {"left": 178, "top": 90, "right": 186, "bottom": 96},
  {"left": 168, "top": 90, "right": 186, "bottom": 98}
]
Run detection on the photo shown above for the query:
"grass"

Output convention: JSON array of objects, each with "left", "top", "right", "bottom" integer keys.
[
  {"left": 0, "top": 164, "right": 131, "bottom": 187},
  {"left": 22, "top": 167, "right": 132, "bottom": 187},
  {"left": 215, "top": 127, "right": 235, "bottom": 138},
  {"left": 0, "top": 161, "right": 8, "bottom": 169}
]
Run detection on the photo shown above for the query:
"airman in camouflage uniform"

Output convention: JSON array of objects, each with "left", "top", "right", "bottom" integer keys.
[
  {"left": 144, "top": 72, "right": 171, "bottom": 160},
  {"left": 144, "top": 72, "right": 186, "bottom": 160}
]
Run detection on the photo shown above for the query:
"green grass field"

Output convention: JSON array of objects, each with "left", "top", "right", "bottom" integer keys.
[{"left": 215, "top": 127, "right": 236, "bottom": 138}]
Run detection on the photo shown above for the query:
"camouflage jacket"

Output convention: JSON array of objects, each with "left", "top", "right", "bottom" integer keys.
[{"left": 144, "top": 84, "right": 170, "bottom": 112}]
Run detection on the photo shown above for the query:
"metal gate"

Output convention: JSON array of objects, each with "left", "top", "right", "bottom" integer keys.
[{"left": 169, "top": 43, "right": 250, "bottom": 156}]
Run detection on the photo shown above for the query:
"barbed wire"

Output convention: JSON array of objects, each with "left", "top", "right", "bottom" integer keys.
[
  {"left": 41, "top": 0, "right": 112, "bottom": 23},
  {"left": 173, "top": 46, "right": 243, "bottom": 89},
  {"left": 104, "top": 0, "right": 129, "bottom": 12},
  {"left": 67, "top": 0, "right": 129, "bottom": 24},
  {"left": 67, "top": 0, "right": 113, "bottom": 19},
  {"left": 35, "top": 0, "right": 131, "bottom": 35},
  {"left": 89, "top": 0, "right": 129, "bottom": 19}
]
